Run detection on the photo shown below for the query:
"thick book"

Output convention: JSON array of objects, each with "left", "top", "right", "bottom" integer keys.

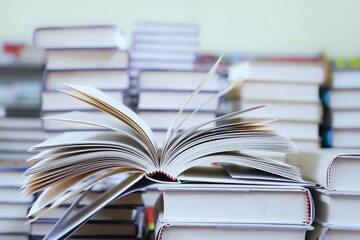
[
  {"left": 138, "top": 89, "right": 218, "bottom": 111},
  {"left": 157, "top": 184, "right": 314, "bottom": 226},
  {"left": 132, "top": 32, "right": 198, "bottom": 45},
  {"left": 226, "top": 99, "right": 322, "bottom": 122},
  {"left": 33, "top": 25, "right": 127, "bottom": 49},
  {"left": 228, "top": 80, "right": 320, "bottom": 102},
  {"left": 323, "top": 109, "right": 360, "bottom": 128},
  {"left": 155, "top": 222, "right": 311, "bottom": 240},
  {"left": 43, "top": 69, "right": 130, "bottom": 91},
  {"left": 321, "top": 88, "right": 360, "bottom": 109},
  {"left": 138, "top": 70, "right": 219, "bottom": 91},
  {"left": 331, "top": 68, "right": 360, "bottom": 88},
  {"left": 0, "top": 202, "right": 29, "bottom": 219},
  {"left": 22, "top": 59, "right": 304, "bottom": 239},
  {"left": 130, "top": 50, "right": 197, "bottom": 62},
  {"left": 321, "top": 128, "right": 360, "bottom": 148},
  {"left": 0, "top": 233, "right": 28, "bottom": 240},
  {"left": 137, "top": 110, "right": 216, "bottom": 131},
  {"left": 42, "top": 90, "right": 125, "bottom": 111},
  {"left": 46, "top": 49, "right": 129, "bottom": 70},
  {"left": 307, "top": 222, "right": 360, "bottom": 240},
  {"left": 41, "top": 110, "right": 104, "bottom": 132},
  {"left": 0, "top": 218, "right": 29, "bottom": 234},
  {"left": 286, "top": 149, "right": 360, "bottom": 191},
  {"left": 132, "top": 21, "right": 198, "bottom": 35},
  {"left": 130, "top": 59, "right": 196, "bottom": 71},
  {"left": 0, "top": 166, "right": 27, "bottom": 187},
  {"left": 30, "top": 219, "right": 139, "bottom": 238},
  {"left": 228, "top": 60, "right": 326, "bottom": 84},
  {"left": 312, "top": 189, "right": 360, "bottom": 226}
]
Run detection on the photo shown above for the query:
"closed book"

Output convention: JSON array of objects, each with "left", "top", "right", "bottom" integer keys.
[
  {"left": 138, "top": 90, "right": 218, "bottom": 111},
  {"left": 46, "top": 49, "right": 129, "bottom": 70},
  {"left": 0, "top": 202, "right": 29, "bottom": 219},
  {"left": 228, "top": 80, "right": 320, "bottom": 102},
  {"left": 312, "top": 189, "right": 360, "bottom": 226},
  {"left": 42, "top": 90, "right": 125, "bottom": 111},
  {"left": 0, "top": 166, "right": 27, "bottom": 187},
  {"left": 30, "top": 219, "right": 139, "bottom": 238},
  {"left": 0, "top": 128, "right": 47, "bottom": 141},
  {"left": 286, "top": 149, "right": 360, "bottom": 191},
  {"left": 321, "top": 128, "right": 360, "bottom": 149},
  {"left": 130, "top": 50, "right": 197, "bottom": 62},
  {"left": 31, "top": 205, "right": 139, "bottom": 222},
  {"left": 132, "top": 42, "right": 198, "bottom": 53},
  {"left": 0, "top": 234, "right": 28, "bottom": 240},
  {"left": 43, "top": 69, "right": 130, "bottom": 91},
  {"left": 41, "top": 110, "right": 104, "bottom": 132},
  {"left": 138, "top": 70, "right": 219, "bottom": 91},
  {"left": 269, "top": 120, "right": 319, "bottom": 141},
  {"left": 321, "top": 88, "right": 360, "bottom": 109},
  {"left": 157, "top": 184, "right": 314, "bottom": 226},
  {"left": 0, "top": 116, "right": 42, "bottom": 130},
  {"left": 0, "top": 218, "right": 29, "bottom": 234},
  {"left": 156, "top": 222, "right": 311, "bottom": 240},
  {"left": 228, "top": 60, "right": 326, "bottom": 84},
  {"left": 227, "top": 99, "right": 322, "bottom": 122},
  {"left": 324, "top": 109, "right": 360, "bottom": 128},
  {"left": 132, "top": 32, "right": 198, "bottom": 44},
  {"left": 33, "top": 25, "right": 127, "bottom": 49},
  {"left": 137, "top": 110, "right": 216, "bottom": 131},
  {"left": 0, "top": 140, "right": 34, "bottom": 152},
  {"left": 291, "top": 138, "right": 321, "bottom": 150},
  {"left": 0, "top": 186, "right": 33, "bottom": 203},
  {"left": 332, "top": 68, "right": 360, "bottom": 88},
  {"left": 307, "top": 222, "right": 360, "bottom": 240},
  {"left": 132, "top": 21, "right": 198, "bottom": 35},
  {"left": 130, "top": 59, "right": 196, "bottom": 71}
]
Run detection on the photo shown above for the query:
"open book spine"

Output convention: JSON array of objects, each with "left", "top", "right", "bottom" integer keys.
[{"left": 146, "top": 170, "right": 177, "bottom": 181}]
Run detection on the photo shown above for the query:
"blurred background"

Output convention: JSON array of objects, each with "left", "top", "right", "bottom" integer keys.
[
  {"left": 1, "top": 0, "right": 360, "bottom": 56},
  {"left": 0, "top": 1, "right": 360, "bottom": 239}
]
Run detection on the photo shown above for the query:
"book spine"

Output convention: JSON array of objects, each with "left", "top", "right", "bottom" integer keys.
[{"left": 305, "top": 190, "right": 311, "bottom": 225}]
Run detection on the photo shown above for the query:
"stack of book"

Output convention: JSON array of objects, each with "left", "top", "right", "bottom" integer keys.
[
  {"left": 154, "top": 183, "right": 314, "bottom": 240},
  {"left": 130, "top": 22, "right": 221, "bottom": 146},
  {"left": 33, "top": 25, "right": 130, "bottom": 132},
  {"left": 320, "top": 64, "right": 360, "bottom": 148},
  {"left": 227, "top": 57, "right": 327, "bottom": 150},
  {"left": 130, "top": 21, "right": 199, "bottom": 78},
  {"left": 28, "top": 187, "right": 145, "bottom": 240},
  {"left": 286, "top": 149, "right": 360, "bottom": 239},
  {"left": 0, "top": 164, "right": 34, "bottom": 240},
  {"left": 0, "top": 112, "right": 47, "bottom": 162}
]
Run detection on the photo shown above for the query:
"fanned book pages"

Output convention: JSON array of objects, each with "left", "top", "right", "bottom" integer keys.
[{"left": 22, "top": 58, "right": 304, "bottom": 239}]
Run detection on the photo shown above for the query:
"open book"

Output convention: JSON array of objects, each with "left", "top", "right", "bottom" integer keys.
[{"left": 22, "top": 58, "right": 302, "bottom": 239}]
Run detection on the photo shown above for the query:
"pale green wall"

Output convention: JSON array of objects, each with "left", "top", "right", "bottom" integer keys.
[{"left": 1, "top": 0, "right": 359, "bottom": 57}]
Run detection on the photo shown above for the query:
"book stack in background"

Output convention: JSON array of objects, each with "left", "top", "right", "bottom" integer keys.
[
  {"left": 226, "top": 57, "right": 327, "bottom": 151},
  {"left": 33, "top": 25, "right": 131, "bottom": 133},
  {"left": 320, "top": 60, "right": 360, "bottom": 148},
  {"left": 0, "top": 163, "right": 34, "bottom": 240},
  {"left": 28, "top": 185, "right": 145, "bottom": 240},
  {"left": 0, "top": 106, "right": 47, "bottom": 162},
  {"left": 286, "top": 149, "right": 360, "bottom": 239},
  {"left": 130, "top": 22, "right": 222, "bottom": 146},
  {"left": 154, "top": 183, "right": 314, "bottom": 240},
  {"left": 130, "top": 21, "right": 199, "bottom": 78}
]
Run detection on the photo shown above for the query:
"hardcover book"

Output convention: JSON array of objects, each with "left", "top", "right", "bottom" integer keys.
[{"left": 33, "top": 25, "right": 127, "bottom": 50}]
